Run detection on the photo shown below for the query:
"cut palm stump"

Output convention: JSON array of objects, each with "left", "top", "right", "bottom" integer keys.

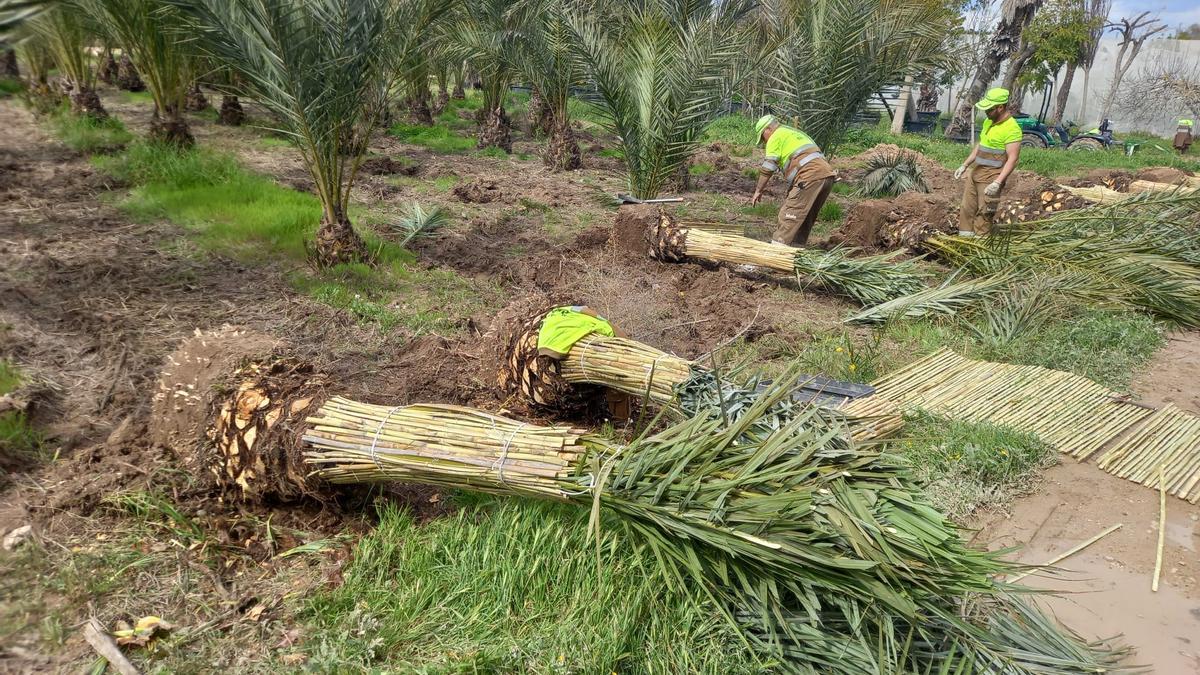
[
  {"left": 300, "top": 388, "right": 1129, "bottom": 673},
  {"left": 635, "top": 210, "right": 927, "bottom": 305},
  {"left": 871, "top": 349, "right": 1153, "bottom": 460},
  {"left": 498, "top": 307, "right": 904, "bottom": 441}
]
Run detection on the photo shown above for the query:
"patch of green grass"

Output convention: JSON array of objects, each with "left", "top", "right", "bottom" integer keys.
[
  {"left": 0, "top": 77, "right": 23, "bottom": 98},
  {"left": 117, "top": 90, "right": 154, "bottom": 105},
  {"left": 598, "top": 146, "right": 624, "bottom": 159},
  {"left": 740, "top": 203, "right": 776, "bottom": 219},
  {"left": 818, "top": 200, "right": 842, "bottom": 222},
  {"left": 303, "top": 498, "right": 762, "bottom": 672},
  {"left": 566, "top": 97, "right": 609, "bottom": 128},
  {"left": 48, "top": 108, "right": 133, "bottom": 153},
  {"left": 256, "top": 136, "right": 293, "bottom": 150},
  {"left": 388, "top": 123, "right": 475, "bottom": 153},
  {"left": 0, "top": 361, "right": 43, "bottom": 463},
  {"left": 688, "top": 162, "right": 715, "bottom": 176},
  {"left": 703, "top": 115, "right": 755, "bottom": 156},
  {"left": 831, "top": 181, "right": 855, "bottom": 195},
  {"left": 432, "top": 175, "right": 457, "bottom": 192},
  {"left": 896, "top": 412, "right": 1057, "bottom": 522},
  {"left": 474, "top": 145, "right": 508, "bottom": 159}
]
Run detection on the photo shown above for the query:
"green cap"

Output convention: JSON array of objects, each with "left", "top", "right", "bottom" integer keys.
[
  {"left": 1181, "top": 119, "right": 1194, "bottom": 126},
  {"left": 975, "top": 87, "right": 1010, "bottom": 110},
  {"left": 754, "top": 115, "right": 775, "bottom": 142}
]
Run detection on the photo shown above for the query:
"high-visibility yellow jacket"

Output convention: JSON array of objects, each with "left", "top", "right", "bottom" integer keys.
[{"left": 974, "top": 117, "right": 1021, "bottom": 168}]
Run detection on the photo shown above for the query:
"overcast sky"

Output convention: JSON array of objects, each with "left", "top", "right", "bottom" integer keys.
[{"left": 1110, "top": 0, "right": 1200, "bottom": 30}]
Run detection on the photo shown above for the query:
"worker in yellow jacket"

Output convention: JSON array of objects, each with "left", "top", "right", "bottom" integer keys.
[
  {"left": 1174, "top": 119, "right": 1194, "bottom": 155},
  {"left": 953, "top": 88, "right": 1022, "bottom": 237},
  {"left": 749, "top": 115, "right": 835, "bottom": 247}
]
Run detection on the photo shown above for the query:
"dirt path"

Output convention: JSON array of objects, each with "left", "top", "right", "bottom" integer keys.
[{"left": 980, "top": 334, "right": 1200, "bottom": 673}]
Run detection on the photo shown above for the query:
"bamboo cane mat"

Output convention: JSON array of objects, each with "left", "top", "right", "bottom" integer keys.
[
  {"left": 1097, "top": 405, "right": 1200, "bottom": 503},
  {"left": 870, "top": 349, "right": 1154, "bottom": 461}
]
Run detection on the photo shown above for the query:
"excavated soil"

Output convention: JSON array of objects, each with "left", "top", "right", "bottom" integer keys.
[
  {"left": 832, "top": 191, "right": 955, "bottom": 250},
  {"left": 1135, "top": 166, "right": 1194, "bottom": 185}
]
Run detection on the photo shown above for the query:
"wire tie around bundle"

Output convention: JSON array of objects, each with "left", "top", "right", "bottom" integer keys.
[
  {"left": 492, "top": 423, "right": 526, "bottom": 486},
  {"left": 367, "top": 405, "right": 404, "bottom": 472}
]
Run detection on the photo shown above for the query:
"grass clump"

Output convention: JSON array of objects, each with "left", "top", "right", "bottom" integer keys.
[
  {"left": 0, "top": 361, "right": 43, "bottom": 465},
  {"left": 702, "top": 114, "right": 755, "bottom": 154},
  {"left": 897, "top": 412, "right": 1057, "bottom": 522},
  {"left": 0, "top": 77, "right": 24, "bottom": 97},
  {"left": 48, "top": 108, "right": 133, "bottom": 153},
  {"left": 388, "top": 122, "right": 475, "bottom": 153},
  {"left": 303, "top": 498, "right": 761, "bottom": 673},
  {"left": 688, "top": 162, "right": 715, "bottom": 176}
]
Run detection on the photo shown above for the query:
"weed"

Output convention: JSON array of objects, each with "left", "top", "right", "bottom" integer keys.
[
  {"left": 598, "top": 147, "right": 624, "bottom": 159},
  {"left": 702, "top": 114, "right": 755, "bottom": 155},
  {"left": 103, "top": 490, "right": 205, "bottom": 543},
  {"left": 740, "top": 203, "right": 776, "bottom": 219},
  {"left": 388, "top": 123, "right": 475, "bottom": 153},
  {"left": 256, "top": 136, "right": 293, "bottom": 150},
  {"left": 518, "top": 196, "right": 550, "bottom": 212},
  {"left": 118, "top": 90, "right": 154, "bottom": 105},
  {"left": 303, "top": 499, "right": 762, "bottom": 672},
  {"left": 896, "top": 412, "right": 1057, "bottom": 522},
  {"left": 688, "top": 162, "right": 715, "bottom": 176},
  {"left": 831, "top": 181, "right": 855, "bottom": 195},
  {"left": 475, "top": 146, "right": 508, "bottom": 159},
  {"left": 48, "top": 108, "right": 133, "bottom": 153},
  {"left": 432, "top": 175, "right": 457, "bottom": 192},
  {"left": 0, "top": 361, "right": 42, "bottom": 461},
  {"left": 0, "top": 77, "right": 24, "bottom": 97},
  {"left": 818, "top": 200, "right": 843, "bottom": 222}
]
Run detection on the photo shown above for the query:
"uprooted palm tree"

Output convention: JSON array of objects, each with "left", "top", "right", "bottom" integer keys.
[
  {"left": 514, "top": 0, "right": 582, "bottom": 170},
  {"left": 26, "top": 5, "right": 106, "bottom": 118},
  {"left": 82, "top": 0, "right": 194, "bottom": 145},
  {"left": 170, "top": 0, "right": 441, "bottom": 267},
  {"left": 566, "top": 0, "right": 756, "bottom": 199},
  {"left": 767, "top": 0, "right": 949, "bottom": 156}
]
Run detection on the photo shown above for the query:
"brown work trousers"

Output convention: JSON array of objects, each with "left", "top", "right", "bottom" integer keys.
[
  {"left": 774, "top": 176, "right": 834, "bottom": 246},
  {"left": 958, "top": 164, "right": 1003, "bottom": 236}
]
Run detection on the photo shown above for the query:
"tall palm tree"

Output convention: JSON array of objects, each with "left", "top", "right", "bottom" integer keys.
[
  {"left": 767, "top": 0, "right": 949, "bottom": 155},
  {"left": 566, "top": 0, "right": 756, "bottom": 199},
  {"left": 170, "top": 0, "right": 442, "bottom": 267},
  {"left": 25, "top": 5, "right": 106, "bottom": 118},
  {"left": 82, "top": 0, "right": 194, "bottom": 146},
  {"left": 515, "top": 0, "right": 583, "bottom": 170}
]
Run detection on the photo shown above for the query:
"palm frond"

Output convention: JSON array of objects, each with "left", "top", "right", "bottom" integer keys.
[
  {"left": 845, "top": 271, "right": 1017, "bottom": 325},
  {"left": 393, "top": 201, "right": 448, "bottom": 247},
  {"left": 858, "top": 148, "right": 929, "bottom": 198}
]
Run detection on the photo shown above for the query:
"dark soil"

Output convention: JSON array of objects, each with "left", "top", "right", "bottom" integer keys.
[
  {"left": 1135, "top": 167, "right": 1192, "bottom": 185},
  {"left": 832, "top": 191, "right": 955, "bottom": 250},
  {"left": 452, "top": 178, "right": 503, "bottom": 203}
]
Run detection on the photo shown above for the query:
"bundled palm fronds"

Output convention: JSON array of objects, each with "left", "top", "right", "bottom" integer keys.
[
  {"left": 1128, "top": 179, "right": 1197, "bottom": 196},
  {"left": 645, "top": 212, "right": 928, "bottom": 305},
  {"left": 852, "top": 192, "right": 1200, "bottom": 326},
  {"left": 301, "top": 379, "right": 1131, "bottom": 673},
  {"left": 857, "top": 148, "right": 929, "bottom": 198},
  {"left": 393, "top": 201, "right": 448, "bottom": 247},
  {"left": 1062, "top": 184, "right": 1128, "bottom": 205}
]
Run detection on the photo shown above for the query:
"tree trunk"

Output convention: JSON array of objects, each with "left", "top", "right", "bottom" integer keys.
[
  {"left": 477, "top": 105, "right": 512, "bottom": 152},
  {"left": 116, "top": 55, "right": 145, "bottom": 92},
  {"left": 544, "top": 116, "right": 581, "bottom": 171},
  {"left": 149, "top": 105, "right": 194, "bottom": 148},
  {"left": 1077, "top": 66, "right": 1092, "bottom": 121},
  {"left": 185, "top": 83, "right": 210, "bottom": 111},
  {"left": 1, "top": 48, "right": 17, "bottom": 78},
  {"left": 431, "top": 90, "right": 449, "bottom": 116},
  {"left": 313, "top": 213, "right": 368, "bottom": 267},
  {"left": 1001, "top": 41, "right": 1037, "bottom": 113},
  {"left": 1053, "top": 65, "right": 1076, "bottom": 123},
  {"left": 945, "top": 1, "right": 1042, "bottom": 138},
  {"left": 452, "top": 65, "right": 466, "bottom": 100},
  {"left": 527, "top": 86, "right": 552, "bottom": 137},
  {"left": 217, "top": 95, "right": 245, "bottom": 126},
  {"left": 69, "top": 85, "right": 108, "bottom": 120},
  {"left": 98, "top": 52, "right": 118, "bottom": 85},
  {"left": 408, "top": 88, "right": 433, "bottom": 126}
]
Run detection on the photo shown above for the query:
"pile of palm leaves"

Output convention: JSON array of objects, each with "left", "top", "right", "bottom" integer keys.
[
  {"left": 648, "top": 215, "right": 928, "bottom": 305},
  {"left": 848, "top": 192, "right": 1200, "bottom": 326},
  {"left": 857, "top": 148, "right": 929, "bottom": 197},
  {"left": 303, "top": 374, "right": 1128, "bottom": 673}
]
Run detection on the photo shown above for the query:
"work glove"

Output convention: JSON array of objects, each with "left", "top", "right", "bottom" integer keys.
[
  {"left": 984, "top": 181, "right": 1002, "bottom": 197},
  {"left": 953, "top": 165, "right": 967, "bottom": 180}
]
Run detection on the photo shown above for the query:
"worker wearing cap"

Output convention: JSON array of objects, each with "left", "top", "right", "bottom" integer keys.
[
  {"left": 1174, "top": 119, "right": 1194, "bottom": 155},
  {"left": 953, "top": 88, "right": 1022, "bottom": 237},
  {"left": 748, "top": 115, "right": 835, "bottom": 247}
]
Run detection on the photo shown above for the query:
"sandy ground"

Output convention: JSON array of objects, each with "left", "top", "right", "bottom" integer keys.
[{"left": 981, "top": 333, "right": 1200, "bottom": 673}]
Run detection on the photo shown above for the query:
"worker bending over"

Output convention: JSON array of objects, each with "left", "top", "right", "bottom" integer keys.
[
  {"left": 748, "top": 115, "right": 835, "bottom": 247},
  {"left": 1175, "top": 119, "right": 1194, "bottom": 155},
  {"left": 953, "top": 88, "right": 1022, "bottom": 237}
]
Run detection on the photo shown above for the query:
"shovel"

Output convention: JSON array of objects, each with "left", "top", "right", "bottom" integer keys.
[{"left": 615, "top": 193, "right": 685, "bottom": 205}]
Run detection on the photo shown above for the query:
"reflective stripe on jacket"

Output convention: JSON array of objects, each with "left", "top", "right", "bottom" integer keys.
[{"left": 974, "top": 117, "right": 1021, "bottom": 168}]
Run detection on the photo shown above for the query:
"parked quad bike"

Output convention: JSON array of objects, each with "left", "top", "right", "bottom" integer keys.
[{"left": 1015, "top": 114, "right": 1114, "bottom": 152}]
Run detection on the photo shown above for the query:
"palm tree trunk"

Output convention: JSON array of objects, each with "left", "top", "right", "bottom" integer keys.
[
  {"left": 217, "top": 95, "right": 245, "bottom": 126},
  {"left": 527, "top": 86, "right": 552, "bottom": 137},
  {"left": 408, "top": 87, "right": 433, "bottom": 126},
  {"left": 477, "top": 105, "right": 512, "bottom": 152},
  {"left": 544, "top": 114, "right": 581, "bottom": 171},
  {"left": 186, "top": 82, "right": 210, "bottom": 111},
  {"left": 452, "top": 64, "right": 466, "bottom": 100},
  {"left": 150, "top": 104, "right": 194, "bottom": 148},
  {"left": 69, "top": 84, "right": 108, "bottom": 120},
  {"left": 116, "top": 55, "right": 145, "bottom": 92},
  {"left": 313, "top": 211, "right": 367, "bottom": 267},
  {"left": 1053, "top": 65, "right": 1075, "bottom": 123},
  {"left": 945, "top": 1, "right": 1042, "bottom": 138},
  {"left": 98, "top": 51, "right": 118, "bottom": 85},
  {"left": 1, "top": 47, "right": 17, "bottom": 78},
  {"left": 431, "top": 90, "right": 449, "bottom": 116}
]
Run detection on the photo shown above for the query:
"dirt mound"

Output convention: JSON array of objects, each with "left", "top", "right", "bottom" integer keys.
[
  {"left": 1072, "top": 169, "right": 1134, "bottom": 191},
  {"left": 360, "top": 155, "right": 419, "bottom": 176},
  {"left": 832, "top": 192, "right": 954, "bottom": 250},
  {"left": 150, "top": 326, "right": 281, "bottom": 454},
  {"left": 1135, "top": 167, "right": 1192, "bottom": 185},
  {"left": 453, "top": 178, "right": 502, "bottom": 203},
  {"left": 611, "top": 203, "right": 660, "bottom": 255}
]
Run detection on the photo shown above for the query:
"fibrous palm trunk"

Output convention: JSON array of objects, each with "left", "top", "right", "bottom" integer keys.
[
  {"left": 313, "top": 212, "right": 367, "bottom": 267},
  {"left": 452, "top": 64, "right": 466, "bottom": 100},
  {"left": 185, "top": 82, "right": 210, "bottom": 111},
  {"left": 544, "top": 116, "right": 581, "bottom": 171},
  {"left": 408, "top": 89, "right": 433, "bottom": 126},
  {"left": 527, "top": 86, "right": 552, "bottom": 137},
  {"left": 98, "top": 52, "right": 118, "bottom": 85},
  {"left": 69, "top": 85, "right": 108, "bottom": 120},
  {"left": 217, "top": 94, "right": 244, "bottom": 126},
  {"left": 431, "top": 90, "right": 449, "bottom": 116},
  {"left": 477, "top": 105, "right": 512, "bottom": 152},
  {"left": 116, "top": 55, "right": 145, "bottom": 92},
  {"left": 150, "top": 104, "right": 194, "bottom": 148},
  {"left": 1, "top": 48, "right": 17, "bottom": 78},
  {"left": 945, "top": 0, "right": 1043, "bottom": 138}
]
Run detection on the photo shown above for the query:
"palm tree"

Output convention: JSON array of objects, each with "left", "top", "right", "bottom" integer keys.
[
  {"left": 766, "top": 0, "right": 948, "bottom": 155},
  {"left": 82, "top": 0, "right": 194, "bottom": 146},
  {"left": 170, "top": 0, "right": 442, "bottom": 267},
  {"left": 566, "top": 0, "right": 756, "bottom": 199},
  {"left": 25, "top": 5, "right": 106, "bottom": 118},
  {"left": 454, "top": 0, "right": 526, "bottom": 152},
  {"left": 515, "top": 0, "right": 582, "bottom": 170}
]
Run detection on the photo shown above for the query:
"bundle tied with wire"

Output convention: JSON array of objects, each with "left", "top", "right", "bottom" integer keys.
[
  {"left": 499, "top": 308, "right": 904, "bottom": 441},
  {"left": 643, "top": 211, "right": 928, "bottom": 305},
  {"left": 301, "top": 378, "right": 1130, "bottom": 673}
]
